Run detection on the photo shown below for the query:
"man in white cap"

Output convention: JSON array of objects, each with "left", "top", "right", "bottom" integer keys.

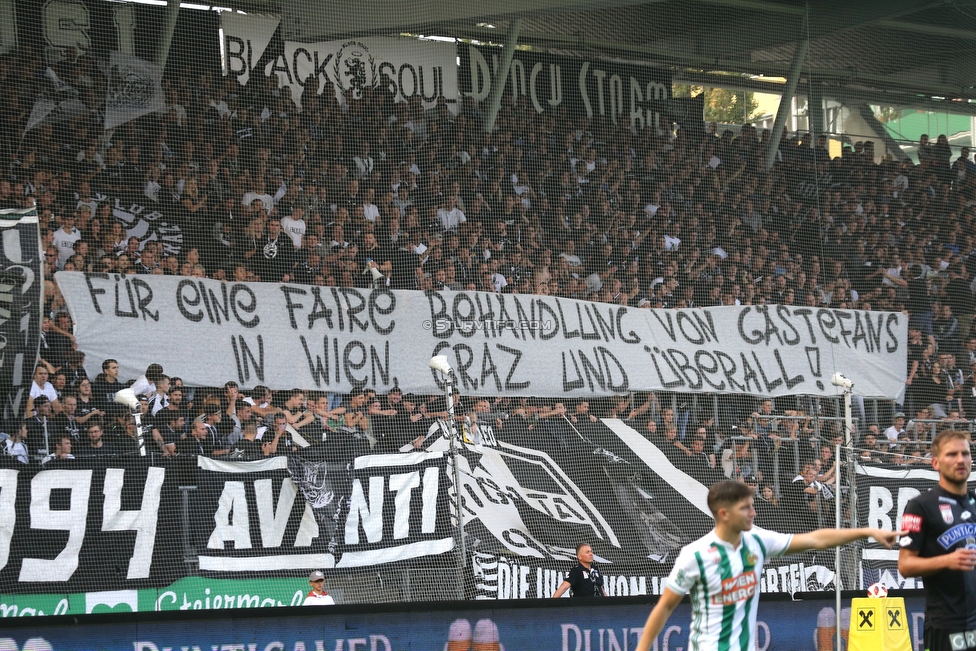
[
  {"left": 445, "top": 619, "right": 472, "bottom": 651},
  {"left": 303, "top": 570, "right": 335, "bottom": 605},
  {"left": 884, "top": 412, "right": 907, "bottom": 449}
]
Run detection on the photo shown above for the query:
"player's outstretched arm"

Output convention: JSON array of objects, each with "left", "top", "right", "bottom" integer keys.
[
  {"left": 788, "top": 528, "right": 904, "bottom": 554},
  {"left": 635, "top": 587, "right": 683, "bottom": 651}
]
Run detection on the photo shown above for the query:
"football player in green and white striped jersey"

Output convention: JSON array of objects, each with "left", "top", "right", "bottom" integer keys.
[{"left": 636, "top": 481, "right": 903, "bottom": 651}]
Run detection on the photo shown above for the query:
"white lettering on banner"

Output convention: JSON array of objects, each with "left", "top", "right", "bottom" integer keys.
[
  {"left": 561, "top": 623, "right": 770, "bottom": 651},
  {"left": 561, "top": 626, "right": 648, "bottom": 651},
  {"left": 57, "top": 273, "right": 909, "bottom": 399},
  {"left": 221, "top": 15, "right": 458, "bottom": 109},
  {"left": 346, "top": 476, "right": 384, "bottom": 545},
  {"left": 867, "top": 486, "right": 921, "bottom": 533},
  {"left": 346, "top": 468, "right": 440, "bottom": 544},
  {"left": 42, "top": 0, "right": 90, "bottom": 54},
  {"left": 20, "top": 470, "right": 92, "bottom": 581},
  {"left": 3, "top": 467, "right": 168, "bottom": 583},
  {"left": 478, "top": 554, "right": 653, "bottom": 600},
  {"left": 0, "top": 639, "right": 55, "bottom": 651},
  {"left": 388, "top": 472, "right": 419, "bottom": 540},
  {"left": 101, "top": 467, "right": 164, "bottom": 579},
  {"left": 467, "top": 45, "right": 671, "bottom": 127},
  {"left": 221, "top": 12, "right": 280, "bottom": 86},
  {"left": 254, "top": 478, "right": 297, "bottom": 548},
  {"left": 132, "top": 638, "right": 391, "bottom": 651},
  {"left": 196, "top": 453, "right": 450, "bottom": 571},
  {"left": 208, "top": 481, "right": 252, "bottom": 550}
]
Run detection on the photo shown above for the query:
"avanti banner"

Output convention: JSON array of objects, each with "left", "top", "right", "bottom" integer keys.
[
  {"left": 0, "top": 419, "right": 845, "bottom": 610},
  {"left": 57, "top": 272, "right": 908, "bottom": 398}
]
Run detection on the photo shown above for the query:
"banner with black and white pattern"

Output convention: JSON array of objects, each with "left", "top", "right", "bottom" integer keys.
[{"left": 0, "top": 207, "right": 43, "bottom": 423}]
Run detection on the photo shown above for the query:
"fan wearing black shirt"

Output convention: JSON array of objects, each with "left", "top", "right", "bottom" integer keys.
[
  {"left": 92, "top": 358, "right": 123, "bottom": 411},
  {"left": 53, "top": 394, "right": 82, "bottom": 442},
  {"left": 552, "top": 543, "right": 606, "bottom": 597},
  {"left": 231, "top": 420, "right": 265, "bottom": 459},
  {"left": 899, "top": 430, "right": 976, "bottom": 651},
  {"left": 152, "top": 410, "right": 186, "bottom": 456},
  {"left": 177, "top": 420, "right": 225, "bottom": 457},
  {"left": 253, "top": 220, "right": 296, "bottom": 283}
]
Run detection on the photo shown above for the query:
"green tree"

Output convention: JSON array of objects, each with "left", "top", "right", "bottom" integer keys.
[
  {"left": 873, "top": 106, "right": 902, "bottom": 124},
  {"left": 673, "top": 84, "right": 763, "bottom": 124}
]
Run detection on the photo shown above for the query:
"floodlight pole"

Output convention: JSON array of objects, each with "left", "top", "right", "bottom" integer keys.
[
  {"left": 835, "top": 383, "right": 853, "bottom": 651},
  {"left": 765, "top": 32, "right": 809, "bottom": 171},
  {"left": 431, "top": 358, "right": 467, "bottom": 598},
  {"left": 483, "top": 19, "right": 522, "bottom": 133}
]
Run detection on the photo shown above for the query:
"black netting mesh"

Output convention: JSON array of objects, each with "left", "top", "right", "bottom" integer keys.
[{"left": 0, "top": 0, "right": 971, "bottom": 616}]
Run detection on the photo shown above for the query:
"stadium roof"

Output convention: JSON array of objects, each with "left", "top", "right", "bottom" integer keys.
[{"left": 203, "top": 0, "right": 976, "bottom": 114}]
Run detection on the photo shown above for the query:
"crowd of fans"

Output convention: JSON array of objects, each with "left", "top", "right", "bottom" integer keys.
[
  {"left": 7, "top": 347, "right": 971, "bottom": 534},
  {"left": 1, "top": 45, "right": 975, "bottom": 530}
]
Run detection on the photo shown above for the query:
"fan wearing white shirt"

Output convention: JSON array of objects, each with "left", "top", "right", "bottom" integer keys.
[
  {"left": 52, "top": 213, "right": 82, "bottom": 269},
  {"left": 280, "top": 206, "right": 307, "bottom": 248},
  {"left": 353, "top": 142, "right": 374, "bottom": 179},
  {"left": 437, "top": 195, "right": 466, "bottom": 232},
  {"left": 559, "top": 240, "right": 583, "bottom": 268},
  {"left": 130, "top": 363, "right": 165, "bottom": 398},
  {"left": 27, "top": 366, "right": 61, "bottom": 416},
  {"left": 304, "top": 570, "right": 336, "bottom": 605},
  {"left": 361, "top": 188, "right": 380, "bottom": 222}
]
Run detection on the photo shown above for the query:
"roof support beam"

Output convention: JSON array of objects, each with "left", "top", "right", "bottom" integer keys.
[
  {"left": 766, "top": 37, "right": 809, "bottom": 170},
  {"left": 445, "top": 25, "right": 976, "bottom": 101},
  {"left": 156, "top": 0, "right": 181, "bottom": 71},
  {"left": 808, "top": 75, "right": 825, "bottom": 144},
  {"left": 853, "top": 104, "right": 910, "bottom": 161},
  {"left": 875, "top": 19, "right": 976, "bottom": 39},
  {"left": 694, "top": 0, "right": 804, "bottom": 14},
  {"left": 484, "top": 19, "right": 522, "bottom": 132}
]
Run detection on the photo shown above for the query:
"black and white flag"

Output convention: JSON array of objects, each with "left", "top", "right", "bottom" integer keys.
[
  {"left": 0, "top": 207, "right": 43, "bottom": 423},
  {"left": 25, "top": 68, "right": 88, "bottom": 132},
  {"left": 105, "top": 51, "right": 165, "bottom": 130}
]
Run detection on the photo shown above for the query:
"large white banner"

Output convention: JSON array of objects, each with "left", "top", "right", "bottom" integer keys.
[
  {"left": 221, "top": 14, "right": 458, "bottom": 111},
  {"left": 56, "top": 272, "right": 907, "bottom": 398},
  {"left": 275, "top": 37, "right": 458, "bottom": 110}
]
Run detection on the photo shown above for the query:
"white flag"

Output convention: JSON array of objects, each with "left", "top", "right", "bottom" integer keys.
[
  {"left": 104, "top": 51, "right": 165, "bottom": 130},
  {"left": 25, "top": 67, "right": 87, "bottom": 132},
  {"left": 221, "top": 12, "right": 280, "bottom": 87}
]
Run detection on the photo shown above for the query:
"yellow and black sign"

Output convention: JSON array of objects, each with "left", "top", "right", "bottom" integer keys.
[
  {"left": 849, "top": 597, "right": 912, "bottom": 651},
  {"left": 855, "top": 605, "right": 877, "bottom": 632}
]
